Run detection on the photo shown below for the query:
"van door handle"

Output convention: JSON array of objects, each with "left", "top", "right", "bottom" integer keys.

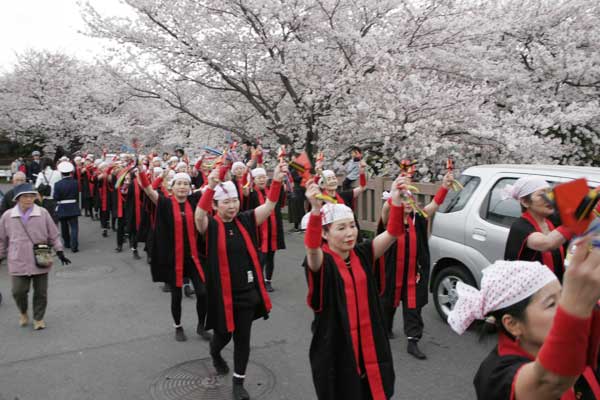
[{"left": 472, "top": 228, "right": 487, "bottom": 241}]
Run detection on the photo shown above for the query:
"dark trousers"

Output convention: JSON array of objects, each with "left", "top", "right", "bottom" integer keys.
[
  {"left": 170, "top": 260, "right": 207, "bottom": 327},
  {"left": 12, "top": 274, "right": 48, "bottom": 321},
  {"left": 342, "top": 178, "right": 356, "bottom": 191},
  {"left": 60, "top": 216, "right": 79, "bottom": 251},
  {"left": 211, "top": 306, "right": 255, "bottom": 376},
  {"left": 100, "top": 210, "right": 109, "bottom": 230},
  {"left": 261, "top": 251, "right": 275, "bottom": 281},
  {"left": 116, "top": 217, "right": 126, "bottom": 247},
  {"left": 82, "top": 197, "right": 93, "bottom": 216},
  {"left": 382, "top": 297, "right": 424, "bottom": 340}
]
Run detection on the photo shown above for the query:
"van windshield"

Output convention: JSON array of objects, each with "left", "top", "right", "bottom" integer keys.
[{"left": 438, "top": 175, "right": 481, "bottom": 213}]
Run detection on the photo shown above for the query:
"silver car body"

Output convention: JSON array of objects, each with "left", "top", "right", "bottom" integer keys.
[{"left": 429, "top": 164, "right": 600, "bottom": 318}]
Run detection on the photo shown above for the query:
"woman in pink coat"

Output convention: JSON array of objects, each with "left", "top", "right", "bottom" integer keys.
[{"left": 0, "top": 184, "right": 71, "bottom": 330}]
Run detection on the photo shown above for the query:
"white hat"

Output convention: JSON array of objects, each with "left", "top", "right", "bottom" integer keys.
[
  {"left": 86, "top": 154, "right": 94, "bottom": 161},
  {"left": 32, "top": 151, "right": 40, "bottom": 156},
  {"left": 94, "top": 159, "right": 102, "bottom": 166},
  {"left": 58, "top": 161, "right": 74, "bottom": 173},
  {"left": 503, "top": 176, "right": 550, "bottom": 200},
  {"left": 176, "top": 162, "right": 188, "bottom": 171},
  {"left": 119, "top": 153, "right": 128, "bottom": 159},
  {"left": 74, "top": 156, "right": 82, "bottom": 162},
  {"left": 300, "top": 203, "right": 355, "bottom": 229},
  {"left": 251, "top": 167, "right": 267, "bottom": 178},
  {"left": 168, "top": 156, "right": 179, "bottom": 163},
  {"left": 153, "top": 167, "right": 163, "bottom": 175},
  {"left": 318, "top": 170, "right": 337, "bottom": 186},
  {"left": 170, "top": 172, "right": 191, "bottom": 186},
  {"left": 59, "top": 156, "right": 69, "bottom": 162},
  {"left": 448, "top": 260, "right": 557, "bottom": 335},
  {"left": 232, "top": 162, "right": 246, "bottom": 173},
  {"left": 214, "top": 181, "right": 239, "bottom": 201}
]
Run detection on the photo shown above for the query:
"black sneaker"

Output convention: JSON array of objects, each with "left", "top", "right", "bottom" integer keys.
[
  {"left": 115, "top": 246, "right": 122, "bottom": 253},
  {"left": 132, "top": 250, "right": 141, "bottom": 260},
  {"left": 72, "top": 248, "right": 79, "bottom": 253},
  {"left": 264, "top": 281, "right": 274, "bottom": 292},
  {"left": 197, "top": 323, "right": 213, "bottom": 341},
  {"left": 407, "top": 340, "right": 427, "bottom": 360},
  {"left": 184, "top": 285, "right": 195, "bottom": 298},
  {"left": 387, "top": 330, "right": 395, "bottom": 339},
  {"left": 161, "top": 283, "right": 171, "bottom": 293},
  {"left": 175, "top": 327, "right": 187, "bottom": 342},
  {"left": 211, "top": 352, "right": 230, "bottom": 375},
  {"left": 102, "top": 229, "right": 108, "bottom": 238},
  {"left": 232, "top": 381, "right": 250, "bottom": 400}
]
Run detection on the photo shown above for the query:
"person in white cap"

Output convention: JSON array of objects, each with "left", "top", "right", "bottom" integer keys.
[
  {"left": 136, "top": 170, "right": 211, "bottom": 343},
  {"left": 301, "top": 175, "right": 407, "bottom": 400},
  {"left": 94, "top": 162, "right": 113, "bottom": 238},
  {"left": 80, "top": 157, "right": 96, "bottom": 219},
  {"left": 504, "top": 176, "right": 574, "bottom": 282},
  {"left": 247, "top": 167, "right": 285, "bottom": 292},
  {"left": 448, "top": 239, "right": 600, "bottom": 400},
  {"left": 53, "top": 161, "right": 81, "bottom": 252},
  {"left": 194, "top": 160, "right": 288, "bottom": 400},
  {"left": 231, "top": 161, "right": 249, "bottom": 211},
  {"left": 375, "top": 171, "right": 455, "bottom": 360}
]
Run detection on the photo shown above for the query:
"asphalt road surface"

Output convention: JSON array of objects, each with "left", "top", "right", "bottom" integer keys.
[{"left": 0, "top": 183, "right": 492, "bottom": 399}]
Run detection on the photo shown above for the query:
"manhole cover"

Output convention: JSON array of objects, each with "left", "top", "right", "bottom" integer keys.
[
  {"left": 150, "top": 357, "right": 275, "bottom": 400},
  {"left": 55, "top": 264, "right": 116, "bottom": 278}
]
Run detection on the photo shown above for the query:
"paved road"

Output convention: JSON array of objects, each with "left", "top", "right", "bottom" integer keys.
[{"left": 0, "top": 184, "right": 492, "bottom": 399}]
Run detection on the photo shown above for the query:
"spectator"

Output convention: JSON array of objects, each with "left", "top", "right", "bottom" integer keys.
[
  {"left": 0, "top": 172, "right": 27, "bottom": 216},
  {"left": 35, "top": 158, "right": 61, "bottom": 199},
  {"left": 0, "top": 183, "right": 71, "bottom": 331},
  {"left": 342, "top": 146, "right": 362, "bottom": 191},
  {"left": 27, "top": 151, "right": 42, "bottom": 183}
]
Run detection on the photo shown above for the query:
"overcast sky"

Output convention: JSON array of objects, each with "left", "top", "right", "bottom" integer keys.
[{"left": 0, "top": 0, "right": 129, "bottom": 72}]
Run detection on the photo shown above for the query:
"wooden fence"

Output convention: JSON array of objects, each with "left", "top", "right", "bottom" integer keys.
[
  {"left": 353, "top": 177, "right": 441, "bottom": 231},
  {"left": 285, "top": 176, "right": 441, "bottom": 233}
]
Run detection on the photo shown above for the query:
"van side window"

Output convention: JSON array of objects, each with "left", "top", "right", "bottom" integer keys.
[
  {"left": 438, "top": 175, "right": 480, "bottom": 213},
  {"left": 482, "top": 178, "right": 521, "bottom": 228}
]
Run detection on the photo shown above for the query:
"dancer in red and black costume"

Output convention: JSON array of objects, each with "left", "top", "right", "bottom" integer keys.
[
  {"left": 95, "top": 162, "right": 112, "bottom": 238},
  {"left": 194, "top": 161, "right": 287, "bottom": 400},
  {"left": 137, "top": 170, "right": 212, "bottom": 342},
  {"left": 80, "top": 157, "right": 95, "bottom": 219},
  {"left": 246, "top": 167, "right": 286, "bottom": 292},
  {"left": 449, "top": 241, "right": 600, "bottom": 400},
  {"left": 376, "top": 172, "right": 454, "bottom": 360},
  {"left": 125, "top": 169, "right": 144, "bottom": 260},
  {"left": 302, "top": 175, "right": 407, "bottom": 400},
  {"left": 504, "top": 176, "right": 573, "bottom": 282}
]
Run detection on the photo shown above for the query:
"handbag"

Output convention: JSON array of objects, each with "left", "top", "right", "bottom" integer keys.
[
  {"left": 37, "top": 170, "right": 52, "bottom": 197},
  {"left": 17, "top": 217, "right": 53, "bottom": 268}
]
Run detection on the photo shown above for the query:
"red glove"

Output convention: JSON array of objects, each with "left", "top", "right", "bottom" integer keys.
[
  {"left": 267, "top": 180, "right": 282, "bottom": 203},
  {"left": 359, "top": 172, "right": 367, "bottom": 187},
  {"left": 139, "top": 171, "right": 151, "bottom": 189},
  {"left": 198, "top": 188, "right": 215, "bottom": 213},
  {"left": 433, "top": 186, "right": 449, "bottom": 206}
]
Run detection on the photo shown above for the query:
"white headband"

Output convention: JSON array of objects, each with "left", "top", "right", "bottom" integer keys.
[
  {"left": 300, "top": 203, "right": 355, "bottom": 229},
  {"left": 251, "top": 168, "right": 267, "bottom": 178},
  {"left": 214, "top": 181, "right": 239, "bottom": 201},
  {"left": 152, "top": 167, "right": 163, "bottom": 175},
  {"left": 448, "top": 260, "right": 557, "bottom": 335},
  {"left": 232, "top": 162, "right": 246, "bottom": 172},
  {"left": 318, "top": 170, "right": 337, "bottom": 186},
  {"left": 176, "top": 162, "right": 188, "bottom": 170},
  {"left": 503, "top": 176, "right": 550, "bottom": 200},
  {"left": 170, "top": 172, "right": 191, "bottom": 186}
]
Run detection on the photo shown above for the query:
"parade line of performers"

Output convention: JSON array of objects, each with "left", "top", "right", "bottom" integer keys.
[{"left": 39, "top": 147, "right": 600, "bottom": 400}]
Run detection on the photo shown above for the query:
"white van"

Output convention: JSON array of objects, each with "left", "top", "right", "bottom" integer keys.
[{"left": 429, "top": 164, "right": 600, "bottom": 321}]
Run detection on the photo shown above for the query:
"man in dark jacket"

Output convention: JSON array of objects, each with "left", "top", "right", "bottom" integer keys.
[
  {"left": 26, "top": 151, "right": 42, "bottom": 183},
  {"left": 0, "top": 172, "right": 27, "bottom": 216},
  {"left": 54, "top": 161, "right": 81, "bottom": 252}
]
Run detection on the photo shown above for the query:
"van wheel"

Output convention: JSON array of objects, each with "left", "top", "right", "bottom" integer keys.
[{"left": 433, "top": 265, "right": 475, "bottom": 322}]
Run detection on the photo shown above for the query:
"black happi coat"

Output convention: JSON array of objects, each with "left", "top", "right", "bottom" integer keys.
[
  {"left": 81, "top": 168, "right": 94, "bottom": 201},
  {"left": 475, "top": 333, "right": 600, "bottom": 400},
  {"left": 232, "top": 175, "right": 248, "bottom": 211},
  {"left": 247, "top": 186, "right": 286, "bottom": 252},
  {"left": 304, "top": 242, "right": 395, "bottom": 400},
  {"left": 504, "top": 214, "right": 565, "bottom": 282},
  {"left": 125, "top": 177, "right": 145, "bottom": 241},
  {"left": 203, "top": 210, "right": 271, "bottom": 333},
  {"left": 150, "top": 191, "right": 201, "bottom": 285},
  {"left": 375, "top": 213, "right": 431, "bottom": 309}
]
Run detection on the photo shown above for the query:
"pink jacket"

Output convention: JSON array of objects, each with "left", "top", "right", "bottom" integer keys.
[{"left": 0, "top": 204, "right": 63, "bottom": 276}]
